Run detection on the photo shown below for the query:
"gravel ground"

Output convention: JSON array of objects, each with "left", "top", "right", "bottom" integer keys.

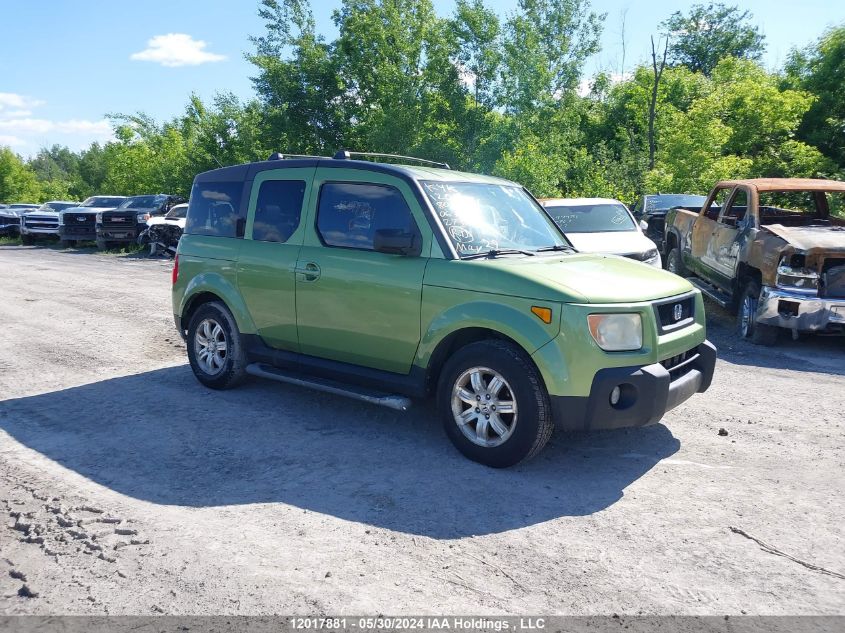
[{"left": 0, "top": 244, "right": 843, "bottom": 615}]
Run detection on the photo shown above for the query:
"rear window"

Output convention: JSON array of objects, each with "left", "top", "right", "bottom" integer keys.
[
  {"left": 252, "top": 179, "right": 306, "bottom": 243},
  {"left": 185, "top": 181, "right": 244, "bottom": 238}
]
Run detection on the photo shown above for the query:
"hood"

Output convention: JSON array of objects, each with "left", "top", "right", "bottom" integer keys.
[
  {"left": 762, "top": 224, "right": 845, "bottom": 252},
  {"left": 24, "top": 209, "right": 59, "bottom": 217},
  {"left": 565, "top": 231, "right": 655, "bottom": 256},
  {"left": 61, "top": 206, "right": 99, "bottom": 215},
  {"left": 427, "top": 253, "right": 693, "bottom": 304},
  {"left": 95, "top": 206, "right": 133, "bottom": 214}
]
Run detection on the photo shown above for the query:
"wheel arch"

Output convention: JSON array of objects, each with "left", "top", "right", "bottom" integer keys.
[
  {"left": 422, "top": 326, "right": 550, "bottom": 397},
  {"left": 178, "top": 273, "right": 257, "bottom": 338}
]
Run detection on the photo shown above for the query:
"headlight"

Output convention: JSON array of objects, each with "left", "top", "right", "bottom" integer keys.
[
  {"left": 643, "top": 248, "right": 660, "bottom": 266},
  {"left": 137, "top": 213, "right": 150, "bottom": 223},
  {"left": 587, "top": 313, "right": 643, "bottom": 351},
  {"left": 776, "top": 265, "right": 818, "bottom": 294},
  {"left": 95, "top": 213, "right": 103, "bottom": 223}
]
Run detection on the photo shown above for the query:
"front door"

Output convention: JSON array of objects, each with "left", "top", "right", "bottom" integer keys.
[
  {"left": 294, "top": 169, "right": 430, "bottom": 374},
  {"left": 236, "top": 167, "right": 315, "bottom": 351}
]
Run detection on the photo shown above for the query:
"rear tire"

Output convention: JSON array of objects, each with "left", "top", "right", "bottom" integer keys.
[
  {"left": 186, "top": 301, "right": 247, "bottom": 390},
  {"left": 737, "top": 280, "right": 778, "bottom": 345},
  {"left": 666, "top": 246, "right": 687, "bottom": 277},
  {"left": 437, "top": 340, "right": 553, "bottom": 468}
]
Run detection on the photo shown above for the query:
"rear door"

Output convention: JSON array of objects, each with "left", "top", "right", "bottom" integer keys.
[
  {"left": 707, "top": 186, "right": 750, "bottom": 289},
  {"left": 236, "top": 167, "right": 315, "bottom": 351},
  {"left": 294, "top": 168, "right": 431, "bottom": 374}
]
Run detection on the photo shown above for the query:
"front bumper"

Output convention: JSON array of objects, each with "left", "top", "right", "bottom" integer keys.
[
  {"left": 756, "top": 286, "right": 845, "bottom": 333},
  {"left": 0, "top": 222, "right": 20, "bottom": 236},
  {"left": 20, "top": 226, "right": 59, "bottom": 237},
  {"left": 551, "top": 340, "right": 716, "bottom": 431},
  {"left": 58, "top": 225, "right": 96, "bottom": 241},
  {"left": 97, "top": 225, "right": 143, "bottom": 243}
]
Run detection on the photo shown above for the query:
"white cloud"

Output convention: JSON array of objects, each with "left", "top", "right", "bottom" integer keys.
[
  {"left": 130, "top": 33, "right": 226, "bottom": 67},
  {"left": 0, "top": 134, "right": 27, "bottom": 147},
  {"left": 0, "top": 93, "right": 45, "bottom": 115},
  {"left": 0, "top": 95, "right": 114, "bottom": 154}
]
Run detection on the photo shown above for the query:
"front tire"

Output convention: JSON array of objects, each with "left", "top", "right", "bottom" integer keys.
[
  {"left": 437, "top": 340, "right": 553, "bottom": 468},
  {"left": 20, "top": 234, "right": 34, "bottom": 245},
  {"left": 666, "top": 246, "right": 687, "bottom": 276},
  {"left": 737, "top": 280, "right": 778, "bottom": 345},
  {"left": 186, "top": 301, "right": 247, "bottom": 389}
]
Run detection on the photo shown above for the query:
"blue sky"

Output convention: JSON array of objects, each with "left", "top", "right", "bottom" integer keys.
[{"left": 2, "top": 0, "right": 844, "bottom": 156}]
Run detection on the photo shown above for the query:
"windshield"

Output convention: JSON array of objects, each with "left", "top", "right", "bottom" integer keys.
[
  {"left": 645, "top": 195, "right": 706, "bottom": 212},
  {"left": 82, "top": 197, "right": 127, "bottom": 208},
  {"left": 544, "top": 203, "right": 636, "bottom": 233},
  {"left": 119, "top": 195, "right": 165, "bottom": 209},
  {"left": 421, "top": 181, "right": 566, "bottom": 256},
  {"left": 37, "top": 202, "right": 77, "bottom": 212},
  {"left": 166, "top": 204, "right": 188, "bottom": 219}
]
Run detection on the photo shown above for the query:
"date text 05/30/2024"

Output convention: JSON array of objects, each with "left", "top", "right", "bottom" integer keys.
[{"left": 291, "top": 618, "right": 547, "bottom": 631}]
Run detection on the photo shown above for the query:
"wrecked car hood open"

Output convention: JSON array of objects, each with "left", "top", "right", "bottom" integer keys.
[{"left": 763, "top": 224, "right": 845, "bottom": 252}]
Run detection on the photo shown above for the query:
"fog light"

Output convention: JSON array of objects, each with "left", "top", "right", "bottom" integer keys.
[{"left": 610, "top": 386, "right": 621, "bottom": 406}]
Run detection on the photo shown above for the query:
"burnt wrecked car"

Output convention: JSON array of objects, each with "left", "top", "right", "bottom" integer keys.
[
  {"left": 139, "top": 202, "right": 188, "bottom": 256},
  {"left": 664, "top": 178, "right": 845, "bottom": 344},
  {"left": 96, "top": 194, "right": 185, "bottom": 250},
  {"left": 632, "top": 194, "right": 707, "bottom": 253},
  {"left": 57, "top": 196, "right": 128, "bottom": 247}
]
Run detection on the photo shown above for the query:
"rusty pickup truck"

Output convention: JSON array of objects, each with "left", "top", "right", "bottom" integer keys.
[{"left": 662, "top": 178, "right": 845, "bottom": 344}]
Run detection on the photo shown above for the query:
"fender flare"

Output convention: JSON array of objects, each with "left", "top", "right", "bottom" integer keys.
[
  {"left": 416, "top": 299, "right": 560, "bottom": 371},
  {"left": 180, "top": 272, "right": 258, "bottom": 335}
]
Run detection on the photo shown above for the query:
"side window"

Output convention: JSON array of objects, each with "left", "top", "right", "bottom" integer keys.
[
  {"left": 704, "top": 188, "right": 730, "bottom": 221},
  {"left": 185, "top": 181, "right": 244, "bottom": 238},
  {"left": 252, "top": 179, "right": 306, "bottom": 243},
  {"left": 720, "top": 189, "right": 748, "bottom": 226},
  {"left": 317, "top": 182, "right": 418, "bottom": 251}
]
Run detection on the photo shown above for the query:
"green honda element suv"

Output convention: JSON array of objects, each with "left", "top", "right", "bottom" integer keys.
[{"left": 172, "top": 151, "right": 716, "bottom": 467}]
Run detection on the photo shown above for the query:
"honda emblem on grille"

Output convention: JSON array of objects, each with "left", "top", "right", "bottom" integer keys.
[{"left": 673, "top": 303, "right": 683, "bottom": 321}]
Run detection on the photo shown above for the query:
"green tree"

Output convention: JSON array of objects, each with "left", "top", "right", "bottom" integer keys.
[
  {"left": 0, "top": 147, "right": 42, "bottom": 203},
  {"left": 499, "top": 0, "right": 604, "bottom": 114},
  {"left": 662, "top": 3, "right": 765, "bottom": 76},
  {"left": 785, "top": 25, "right": 845, "bottom": 169}
]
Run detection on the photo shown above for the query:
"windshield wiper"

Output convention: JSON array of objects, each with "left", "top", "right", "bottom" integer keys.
[
  {"left": 461, "top": 248, "right": 536, "bottom": 260},
  {"left": 533, "top": 244, "right": 575, "bottom": 253}
]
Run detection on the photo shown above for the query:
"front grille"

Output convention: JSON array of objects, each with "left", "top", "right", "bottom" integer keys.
[
  {"left": 660, "top": 348, "right": 699, "bottom": 380},
  {"left": 63, "top": 214, "right": 95, "bottom": 226},
  {"left": 0, "top": 215, "right": 20, "bottom": 226},
  {"left": 653, "top": 293, "right": 696, "bottom": 333},
  {"left": 23, "top": 216, "right": 58, "bottom": 229},
  {"left": 102, "top": 213, "right": 135, "bottom": 226}
]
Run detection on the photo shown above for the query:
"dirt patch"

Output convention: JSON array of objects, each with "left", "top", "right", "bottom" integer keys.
[{"left": 0, "top": 246, "right": 843, "bottom": 615}]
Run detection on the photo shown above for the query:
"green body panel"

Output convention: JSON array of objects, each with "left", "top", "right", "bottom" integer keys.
[
  {"left": 293, "top": 167, "right": 435, "bottom": 374},
  {"left": 416, "top": 283, "right": 563, "bottom": 368},
  {"left": 531, "top": 293, "right": 707, "bottom": 397},
  {"left": 173, "top": 161, "right": 710, "bottom": 402},
  {"left": 423, "top": 253, "right": 693, "bottom": 304},
  {"left": 175, "top": 235, "right": 257, "bottom": 335},
  {"left": 236, "top": 167, "right": 316, "bottom": 350}
]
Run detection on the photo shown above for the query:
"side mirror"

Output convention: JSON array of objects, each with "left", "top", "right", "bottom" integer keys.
[{"left": 373, "top": 228, "right": 421, "bottom": 257}]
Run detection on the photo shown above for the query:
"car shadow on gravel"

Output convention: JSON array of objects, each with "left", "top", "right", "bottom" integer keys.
[{"left": 0, "top": 365, "right": 679, "bottom": 538}]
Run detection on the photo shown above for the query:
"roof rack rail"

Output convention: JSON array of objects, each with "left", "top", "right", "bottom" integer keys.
[
  {"left": 333, "top": 150, "right": 450, "bottom": 170},
  {"left": 267, "top": 152, "right": 326, "bottom": 161}
]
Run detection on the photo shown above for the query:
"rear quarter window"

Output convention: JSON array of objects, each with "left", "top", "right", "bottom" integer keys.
[{"left": 185, "top": 181, "right": 244, "bottom": 238}]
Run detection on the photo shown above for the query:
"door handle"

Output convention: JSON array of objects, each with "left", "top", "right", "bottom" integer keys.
[{"left": 295, "top": 262, "right": 321, "bottom": 282}]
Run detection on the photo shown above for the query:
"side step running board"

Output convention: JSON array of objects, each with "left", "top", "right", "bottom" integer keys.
[
  {"left": 245, "top": 363, "right": 412, "bottom": 411},
  {"left": 687, "top": 277, "right": 733, "bottom": 308}
]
